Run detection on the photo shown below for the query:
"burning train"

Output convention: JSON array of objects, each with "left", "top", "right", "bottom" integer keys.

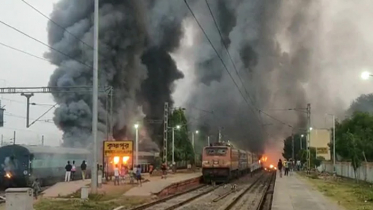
[
  {"left": 201, "top": 142, "right": 262, "bottom": 183},
  {"left": 0, "top": 144, "right": 91, "bottom": 188},
  {"left": 260, "top": 155, "right": 277, "bottom": 172}
]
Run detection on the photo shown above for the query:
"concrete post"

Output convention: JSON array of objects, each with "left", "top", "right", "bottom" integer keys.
[{"left": 5, "top": 188, "right": 33, "bottom": 210}]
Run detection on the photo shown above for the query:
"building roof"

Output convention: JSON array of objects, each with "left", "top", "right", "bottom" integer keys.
[{"left": 0, "top": 144, "right": 159, "bottom": 156}]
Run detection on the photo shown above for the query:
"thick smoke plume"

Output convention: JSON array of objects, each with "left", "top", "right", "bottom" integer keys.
[
  {"left": 47, "top": 0, "right": 373, "bottom": 154},
  {"left": 172, "top": 0, "right": 373, "bottom": 154},
  {"left": 47, "top": 0, "right": 186, "bottom": 148}
]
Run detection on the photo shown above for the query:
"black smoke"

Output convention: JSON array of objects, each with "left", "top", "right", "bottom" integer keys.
[{"left": 46, "top": 0, "right": 185, "bottom": 147}]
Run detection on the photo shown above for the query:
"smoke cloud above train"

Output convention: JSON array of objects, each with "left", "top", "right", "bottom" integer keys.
[{"left": 46, "top": 0, "right": 373, "bottom": 152}]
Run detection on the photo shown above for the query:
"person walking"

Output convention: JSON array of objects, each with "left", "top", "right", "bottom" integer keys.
[
  {"left": 32, "top": 178, "right": 41, "bottom": 199},
  {"left": 277, "top": 159, "right": 283, "bottom": 178},
  {"left": 114, "top": 164, "right": 120, "bottom": 186},
  {"left": 136, "top": 165, "right": 142, "bottom": 186},
  {"left": 81, "top": 160, "right": 87, "bottom": 180},
  {"left": 161, "top": 163, "right": 167, "bottom": 179},
  {"left": 65, "top": 161, "right": 72, "bottom": 182},
  {"left": 284, "top": 160, "right": 289, "bottom": 176},
  {"left": 71, "top": 161, "right": 76, "bottom": 181}
]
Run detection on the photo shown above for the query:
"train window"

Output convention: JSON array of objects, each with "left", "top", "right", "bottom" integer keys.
[
  {"left": 216, "top": 149, "right": 227, "bottom": 155},
  {"left": 205, "top": 148, "right": 227, "bottom": 155}
]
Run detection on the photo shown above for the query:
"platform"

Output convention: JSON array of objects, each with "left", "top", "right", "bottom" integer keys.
[
  {"left": 42, "top": 179, "right": 91, "bottom": 198},
  {"left": 271, "top": 174, "right": 345, "bottom": 210},
  {"left": 124, "top": 172, "right": 202, "bottom": 197}
]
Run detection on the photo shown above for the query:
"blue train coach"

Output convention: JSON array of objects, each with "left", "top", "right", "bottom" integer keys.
[{"left": 0, "top": 144, "right": 91, "bottom": 188}]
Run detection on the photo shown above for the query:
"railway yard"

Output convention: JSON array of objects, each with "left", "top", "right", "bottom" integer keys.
[{"left": 127, "top": 171, "right": 275, "bottom": 210}]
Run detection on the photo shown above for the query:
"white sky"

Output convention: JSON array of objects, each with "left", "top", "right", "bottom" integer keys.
[{"left": 0, "top": 0, "right": 61, "bottom": 146}]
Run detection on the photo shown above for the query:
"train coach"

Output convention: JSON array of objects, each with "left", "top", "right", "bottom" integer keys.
[
  {"left": 0, "top": 144, "right": 91, "bottom": 188},
  {"left": 201, "top": 142, "right": 261, "bottom": 183}
]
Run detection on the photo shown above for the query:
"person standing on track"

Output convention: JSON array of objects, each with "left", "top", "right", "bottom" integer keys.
[
  {"left": 65, "top": 161, "right": 72, "bottom": 182},
  {"left": 277, "top": 159, "right": 283, "bottom": 178}
]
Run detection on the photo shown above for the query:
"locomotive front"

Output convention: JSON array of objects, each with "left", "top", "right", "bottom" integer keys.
[{"left": 202, "top": 145, "right": 232, "bottom": 183}]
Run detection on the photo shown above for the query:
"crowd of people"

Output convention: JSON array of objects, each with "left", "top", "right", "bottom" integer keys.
[
  {"left": 276, "top": 158, "right": 302, "bottom": 177},
  {"left": 64, "top": 160, "right": 87, "bottom": 182}
]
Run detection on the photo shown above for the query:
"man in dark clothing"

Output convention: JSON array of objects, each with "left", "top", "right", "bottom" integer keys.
[
  {"left": 81, "top": 161, "right": 87, "bottom": 180},
  {"left": 65, "top": 161, "right": 72, "bottom": 182},
  {"left": 277, "top": 159, "right": 283, "bottom": 178}
]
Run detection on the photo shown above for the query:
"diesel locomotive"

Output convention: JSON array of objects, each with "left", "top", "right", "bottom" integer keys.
[{"left": 201, "top": 142, "right": 261, "bottom": 183}]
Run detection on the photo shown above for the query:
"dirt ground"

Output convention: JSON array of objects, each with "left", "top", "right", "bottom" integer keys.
[{"left": 34, "top": 181, "right": 151, "bottom": 210}]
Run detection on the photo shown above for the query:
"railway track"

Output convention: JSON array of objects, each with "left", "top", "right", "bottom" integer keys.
[
  {"left": 222, "top": 172, "right": 275, "bottom": 210},
  {"left": 129, "top": 171, "right": 265, "bottom": 210}
]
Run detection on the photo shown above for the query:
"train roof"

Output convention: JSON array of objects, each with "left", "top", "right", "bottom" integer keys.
[
  {"left": 0, "top": 144, "right": 159, "bottom": 156},
  {"left": 0, "top": 144, "right": 90, "bottom": 155}
]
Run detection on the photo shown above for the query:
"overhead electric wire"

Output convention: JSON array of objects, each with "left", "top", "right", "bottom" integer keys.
[
  {"left": 205, "top": 0, "right": 296, "bottom": 129},
  {"left": 186, "top": 0, "right": 288, "bottom": 130},
  {"left": 204, "top": 0, "right": 257, "bottom": 107},
  {"left": 20, "top": 0, "right": 95, "bottom": 51},
  {"left": 0, "top": 20, "right": 92, "bottom": 69},
  {"left": 184, "top": 0, "right": 260, "bottom": 121},
  {"left": 0, "top": 41, "right": 49, "bottom": 62}
]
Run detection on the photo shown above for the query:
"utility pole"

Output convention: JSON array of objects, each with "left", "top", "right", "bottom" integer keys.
[
  {"left": 91, "top": 0, "right": 99, "bottom": 193},
  {"left": 307, "top": 103, "right": 311, "bottom": 170},
  {"left": 292, "top": 132, "right": 294, "bottom": 160},
  {"left": 332, "top": 115, "right": 336, "bottom": 175},
  {"left": 163, "top": 102, "right": 169, "bottom": 165},
  {"left": 41, "top": 135, "right": 44, "bottom": 146},
  {"left": 13, "top": 131, "right": 16, "bottom": 145},
  {"left": 207, "top": 136, "right": 210, "bottom": 146},
  {"left": 172, "top": 127, "right": 175, "bottom": 165},
  {"left": 21, "top": 93, "right": 34, "bottom": 128}
]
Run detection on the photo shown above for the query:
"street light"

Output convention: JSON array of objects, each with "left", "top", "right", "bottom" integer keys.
[
  {"left": 172, "top": 125, "right": 181, "bottom": 166},
  {"left": 361, "top": 71, "right": 372, "bottom": 80},
  {"left": 309, "top": 127, "right": 313, "bottom": 131},
  {"left": 300, "top": 134, "right": 304, "bottom": 150},
  {"left": 134, "top": 123, "right": 139, "bottom": 167},
  {"left": 192, "top": 130, "right": 199, "bottom": 149}
]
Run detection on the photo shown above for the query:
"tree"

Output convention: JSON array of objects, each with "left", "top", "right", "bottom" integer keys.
[
  {"left": 343, "top": 132, "right": 362, "bottom": 181},
  {"left": 334, "top": 112, "right": 373, "bottom": 161},
  {"left": 167, "top": 108, "right": 195, "bottom": 164},
  {"left": 282, "top": 134, "right": 306, "bottom": 160},
  {"left": 347, "top": 93, "right": 373, "bottom": 115}
]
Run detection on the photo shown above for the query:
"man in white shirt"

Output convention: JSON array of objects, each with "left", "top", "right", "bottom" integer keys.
[{"left": 114, "top": 165, "right": 120, "bottom": 185}]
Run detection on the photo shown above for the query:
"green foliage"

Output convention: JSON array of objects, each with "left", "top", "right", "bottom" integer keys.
[
  {"left": 282, "top": 134, "right": 306, "bottom": 160},
  {"left": 167, "top": 108, "right": 195, "bottom": 163},
  {"left": 333, "top": 111, "right": 373, "bottom": 178},
  {"left": 347, "top": 93, "right": 373, "bottom": 115}
]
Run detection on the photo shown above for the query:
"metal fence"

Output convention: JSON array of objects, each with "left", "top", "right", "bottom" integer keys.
[{"left": 320, "top": 161, "right": 373, "bottom": 182}]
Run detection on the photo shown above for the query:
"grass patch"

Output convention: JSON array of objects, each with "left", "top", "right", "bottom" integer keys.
[
  {"left": 299, "top": 172, "right": 373, "bottom": 210},
  {"left": 34, "top": 196, "right": 150, "bottom": 210},
  {"left": 35, "top": 185, "right": 151, "bottom": 210}
]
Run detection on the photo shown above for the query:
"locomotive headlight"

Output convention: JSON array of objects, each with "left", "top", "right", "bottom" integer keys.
[{"left": 23, "top": 170, "right": 28, "bottom": 175}]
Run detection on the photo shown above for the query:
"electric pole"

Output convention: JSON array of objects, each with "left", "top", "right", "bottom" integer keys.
[
  {"left": 307, "top": 103, "right": 311, "bottom": 170},
  {"left": 13, "top": 131, "right": 16, "bottom": 145},
  {"left": 292, "top": 132, "right": 294, "bottom": 160},
  {"left": 41, "top": 135, "right": 44, "bottom": 146},
  {"left": 163, "top": 102, "right": 169, "bottom": 165},
  {"left": 21, "top": 93, "right": 34, "bottom": 128}
]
